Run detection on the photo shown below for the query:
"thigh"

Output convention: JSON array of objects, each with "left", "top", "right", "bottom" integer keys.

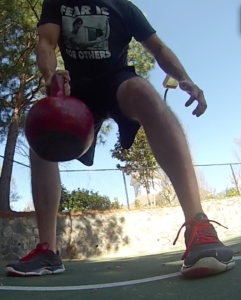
[{"left": 73, "top": 67, "right": 141, "bottom": 166}]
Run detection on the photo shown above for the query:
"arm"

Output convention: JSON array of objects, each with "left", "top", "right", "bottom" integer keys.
[
  {"left": 37, "top": 24, "right": 60, "bottom": 81},
  {"left": 141, "top": 34, "right": 191, "bottom": 82},
  {"left": 126, "top": 3, "right": 190, "bottom": 82},
  {"left": 142, "top": 34, "right": 207, "bottom": 117},
  {"left": 37, "top": 24, "right": 70, "bottom": 95}
]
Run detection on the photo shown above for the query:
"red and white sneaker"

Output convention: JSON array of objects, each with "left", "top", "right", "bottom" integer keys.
[
  {"left": 174, "top": 212, "right": 235, "bottom": 278},
  {"left": 6, "top": 243, "right": 65, "bottom": 277}
]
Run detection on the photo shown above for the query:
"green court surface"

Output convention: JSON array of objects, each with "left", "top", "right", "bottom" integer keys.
[{"left": 0, "top": 236, "right": 241, "bottom": 300}]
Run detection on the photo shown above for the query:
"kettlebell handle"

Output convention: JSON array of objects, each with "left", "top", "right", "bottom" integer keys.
[{"left": 51, "top": 73, "right": 65, "bottom": 97}]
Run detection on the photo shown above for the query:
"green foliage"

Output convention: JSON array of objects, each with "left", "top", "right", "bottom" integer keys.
[
  {"left": 0, "top": 0, "right": 43, "bottom": 118},
  {"left": 23, "top": 206, "right": 31, "bottom": 212},
  {"left": 128, "top": 38, "right": 155, "bottom": 79},
  {"left": 216, "top": 187, "right": 239, "bottom": 199},
  {"left": 112, "top": 197, "right": 123, "bottom": 209},
  {"left": 98, "top": 120, "right": 113, "bottom": 145},
  {"left": 59, "top": 185, "right": 122, "bottom": 212},
  {"left": 225, "top": 187, "right": 239, "bottom": 198},
  {"left": 111, "top": 127, "right": 158, "bottom": 194},
  {"left": 135, "top": 199, "right": 141, "bottom": 208},
  {"left": 111, "top": 127, "right": 178, "bottom": 206}
]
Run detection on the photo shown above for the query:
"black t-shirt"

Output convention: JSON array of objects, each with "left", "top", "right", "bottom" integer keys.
[{"left": 38, "top": 0, "right": 156, "bottom": 81}]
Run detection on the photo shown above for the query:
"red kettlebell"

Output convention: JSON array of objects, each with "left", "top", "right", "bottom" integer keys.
[{"left": 25, "top": 73, "right": 94, "bottom": 162}]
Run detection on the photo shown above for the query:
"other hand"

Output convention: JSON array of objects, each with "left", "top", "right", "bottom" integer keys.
[{"left": 179, "top": 80, "right": 207, "bottom": 117}]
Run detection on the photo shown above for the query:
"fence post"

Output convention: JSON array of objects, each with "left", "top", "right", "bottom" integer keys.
[
  {"left": 122, "top": 170, "right": 130, "bottom": 210},
  {"left": 116, "top": 164, "right": 130, "bottom": 209},
  {"left": 230, "top": 164, "right": 241, "bottom": 195}
]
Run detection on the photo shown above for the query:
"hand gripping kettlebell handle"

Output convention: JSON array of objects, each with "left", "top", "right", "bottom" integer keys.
[{"left": 51, "top": 73, "right": 65, "bottom": 97}]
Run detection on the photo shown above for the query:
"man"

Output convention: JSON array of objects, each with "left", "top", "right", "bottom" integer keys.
[
  {"left": 67, "top": 17, "right": 106, "bottom": 50},
  {"left": 6, "top": 0, "right": 235, "bottom": 278}
]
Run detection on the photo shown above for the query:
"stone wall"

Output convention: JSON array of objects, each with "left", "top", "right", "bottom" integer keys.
[{"left": 0, "top": 197, "right": 240, "bottom": 261}]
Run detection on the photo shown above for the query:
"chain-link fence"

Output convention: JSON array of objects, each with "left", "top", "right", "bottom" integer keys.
[{"left": 0, "top": 154, "right": 241, "bottom": 212}]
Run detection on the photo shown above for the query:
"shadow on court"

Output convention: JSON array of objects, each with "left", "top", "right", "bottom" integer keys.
[{"left": 0, "top": 236, "right": 240, "bottom": 300}]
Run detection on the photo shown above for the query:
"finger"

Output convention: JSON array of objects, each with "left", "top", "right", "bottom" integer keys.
[
  {"left": 64, "top": 70, "right": 70, "bottom": 82},
  {"left": 56, "top": 70, "right": 70, "bottom": 81},
  {"left": 185, "top": 95, "right": 196, "bottom": 107},
  {"left": 197, "top": 90, "right": 206, "bottom": 106},
  {"left": 64, "top": 83, "right": 71, "bottom": 96},
  {"left": 193, "top": 92, "right": 207, "bottom": 116},
  {"left": 193, "top": 103, "right": 207, "bottom": 117}
]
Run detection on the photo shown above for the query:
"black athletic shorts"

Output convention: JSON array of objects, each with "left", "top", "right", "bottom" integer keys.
[{"left": 70, "top": 66, "right": 141, "bottom": 166}]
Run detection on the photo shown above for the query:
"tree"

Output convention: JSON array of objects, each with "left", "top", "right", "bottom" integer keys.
[
  {"left": 0, "top": 0, "right": 44, "bottom": 211},
  {"left": 111, "top": 127, "right": 176, "bottom": 206},
  {"left": 59, "top": 185, "right": 122, "bottom": 212},
  {"left": 216, "top": 187, "right": 239, "bottom": 199},
  {"left": 128, "top": 38, "right": 155, "bottom": 80},
  {"left": 23, "top": 199, "right": 35, "bottom": 212},
  {"left": 0, "top": 166, "right": 21, "bottom": 203},
  {"left": 112, "top": 127, "right": 157, "bottom": 196},
  {"left": 111, "top": 128, "right": 213, "bottom": 206}
]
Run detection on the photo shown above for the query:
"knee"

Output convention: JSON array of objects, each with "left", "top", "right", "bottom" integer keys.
[
  {"left": 118, "top": 77, "right": 156, "bottom": 102},
  {"left": 117, "top": 77, "right": 165, "bottom": 121}
]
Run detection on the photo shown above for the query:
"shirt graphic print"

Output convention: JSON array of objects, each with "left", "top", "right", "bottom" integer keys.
[{"left": 61, "top": 5, "right": 111, "bottom": 60}]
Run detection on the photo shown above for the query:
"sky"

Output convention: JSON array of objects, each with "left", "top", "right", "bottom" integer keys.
[{"left": 1, "top": 0, "right": 241, "bottom": 210}]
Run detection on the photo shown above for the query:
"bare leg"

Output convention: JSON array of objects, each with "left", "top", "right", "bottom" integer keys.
[
  {"left": 117, "top": 78, "right": 203, "bottom": 221},
  {"left": 30, "top": 150, "right": 61, "bottom": 252}
]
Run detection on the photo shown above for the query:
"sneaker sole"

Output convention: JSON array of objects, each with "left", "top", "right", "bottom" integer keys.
[
  {"left": 5, "top": 265, "right": 65, "bottom": 277},
  {"left": 181, "top": 257, "right": 235, "bottom": 278}
]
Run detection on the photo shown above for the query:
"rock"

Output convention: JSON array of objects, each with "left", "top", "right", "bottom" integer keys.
[
  {"left": 24, "top": 226, "right": 33, "bottom": 235},
  {"left": 23, "top": 242, "right": 28, "bottom": 250},
  {"left": 1, "top": 245, "right": 11, "bottom": 256},
  {"left": 57, "top": 217, "right": 66, "bottom": 232},
  {"left": 12, "top": 219, "right": 24, "bottom": 234},
  {"left": 3, "top": 226, "right": 12, "bottom": 238},
  {"left": 22, "top": 218, "right": 28, "bottom": 226},
  {"left": 27, "top": 218, "right": 37, "bottom": 228},
  {"left": 29, "top": 236, "right": 35, "bottom": 243},
  {"left": 1, "top": 219, "right": 9, "bottom": 227}
]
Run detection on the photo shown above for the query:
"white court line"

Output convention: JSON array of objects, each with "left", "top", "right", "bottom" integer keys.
[
  {"left": 1, "top": 256, "right": 240, "bottom": 292},
  {"left": 234, "top": 256, "right": 241, "bottom": 261},
  {"left": 0, "top": 272, "right": 181, "bottom": 292}
]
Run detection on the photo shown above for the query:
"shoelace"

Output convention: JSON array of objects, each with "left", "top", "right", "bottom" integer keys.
[
  {"left": 20, "top": 243, "right": 50, "bottom": 262},
  {"left": 173, "top": 219, "right": 227, "bottom": 260}
]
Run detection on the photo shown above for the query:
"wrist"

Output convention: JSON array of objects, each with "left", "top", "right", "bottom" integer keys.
[{"left": 44, "top": 72, "right": 54, "bottom": 82}]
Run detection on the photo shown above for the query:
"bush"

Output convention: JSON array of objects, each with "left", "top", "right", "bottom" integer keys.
[
  {"left": 225, "top": 187, "right": 239, "bottom": 198},
  {"left": 59, "top": 185, "right": 122, "bottom": 212}
]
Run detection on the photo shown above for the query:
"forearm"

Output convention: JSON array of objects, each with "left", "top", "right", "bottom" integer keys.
[
  {"left": 155, "top": 46, "right": 191, "bottom": 82},
  {"left": 37, "top": 41, "right": 57, "bottom": 81}
]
